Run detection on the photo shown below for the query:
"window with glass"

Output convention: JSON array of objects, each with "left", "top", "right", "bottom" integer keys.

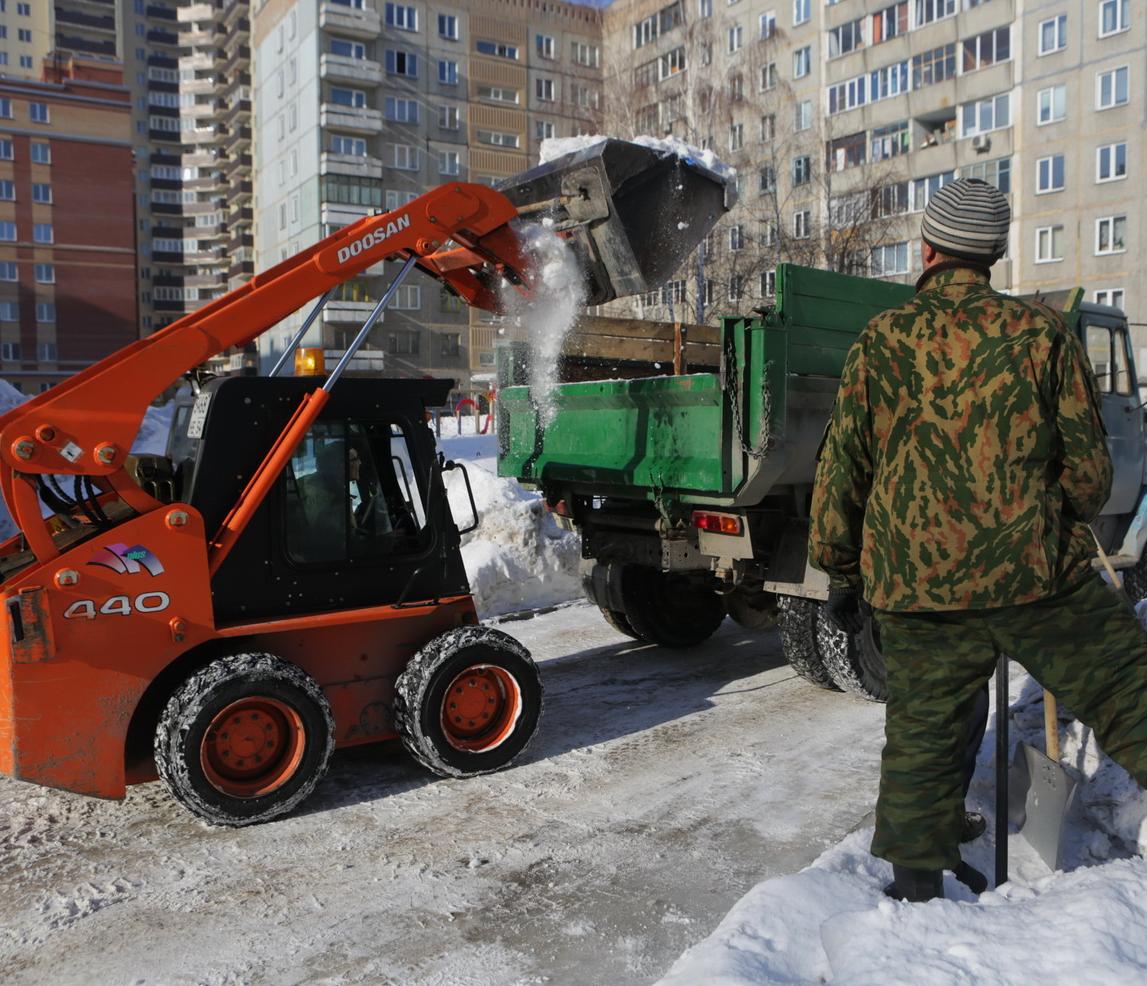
[
  {"left": 795, "top": 100, "right": 812, "bottom": 132},
  {"left": 1085, "top": 322, "right": 1133, "bottom": 395},
  {"left": 729, "top": 225, "right": 744, "bottom": 250},
  {"left": 1039, "top": 14, "right": 1067, "bottom": 54},
  {"left": 1096, "top": 215, "right": 1127, "bottom": 254},
  {"left": 34, "top": 262, "right": 53, "bottom": 283},
  {"left": 759, "top": 11, "right": 775, "bottom": 38},
  {"left": 1097, "top": 66, "right": 1129, "bottom": 108},
  {"left": 384, "top": 97, "right": 418, "bottom": 122},
  {"left": 960, "top": 93, "right": 1010, "bottom": 137},
  {"left": 0, "top": 302, "right": 18, "bottom": 321},
  {"left": 729, "top": 123, "right": 744, "bottom": 150},
  {"left": 0, "top": 262, "right": 14, "bottom": 281},
  {"left": 330, "top": 135, "right": 367, "bottom": 156},
  {"left": 794, "top": 209, "right": 810, "bottom": 238},
  {"left": 391, "top": 144, "right": 419, "bottom": 170},
  {"left": 0, "top": 221, "right": 15, "bottom": 241},
  {"left": 477, "top": 85, "right": 519, "bottom": 104},
  {"left": 871, "top": 2, "right": 908, "bottom": 43},
  {"left": 33, "top": 223, "right": 52, "bottom": 244},
  {"left": 438, "top": 14, "right": 458, "bottom": 40},
  {"left": 871, "top": 242, "right": 908, "bottom": 277},
  {"left": 1097, "top": 142, "right": 1127, "bottom": 182},
  {"left": 1099, "top": 0, "right": 1129, "bottom": 37},
  {"left": 384, "top": 50, "right": 417, "bottom": 77},
  {"left": 729, "top": 275, "right": 744, "bottom": 302},
  {"left": 914, "top": 0, "right": 955, "bottom": 27},
  {"left": 1038, "top": 85, "right": 1066, "bottom": 124},
  {"left": 794, "top": 46, "right": 811, "bottom": 77},
  {"left": 871, "top": 121, "right": 909, "bottom": 160},
  {"left": 759, "top": 165, "right": 775, "bottom": 192},
  {"left": 912, "top": 44, "right": 956, "bottom": 88},
  {"left": 476, "top": 39, "right": 518, "bottom": 59},
  {"left": 536, "top": 34, "right": 555, "bottom": 59},
  {"left": 29, "top": 102, "right": 48, "bottom": 123},
  {"left": 384, "top": 3, "right": 417, "bottom": 31},
  {"left": 911, "top": 171, "right": 954, "bottom": 210},
  {"left": 961, "top": 156, "right": 1011, "bottom": 194},
  {"left": 828, "top": 75, "right": 867, "bottom": 114},
  {"left": 1037, "top": 155, "right": 1065, "bottom": 193},
  {"left": 728, "top": 24, "right": 743, "bottom": 52},
  {"left": 761, "top": 62, "right": 777, "bottom": 91},
  {"left": 792, "top": 155, "right": 812, "bottom": 185},
  {"left": 828, "top": 18, "right": 864, "bottom": 58},
  {"left": 963, "top": 26, "right": 1010, "bottom": 72},
  {"left": 871, "top": 61, "right": 909, "bottom": 100},
  {"left": 793, "top": 0, "right": 810, "bottom": 26},
  {"left": 1095, "top": 288, "right": 1125, "bottom": 310},
  {"left": 330, "top": 39, "right": 366, "bottom": 59},
  {"left": 1036, "top": 225, "right": 1063, "bottom": 262},
  {"left": 439, "top": 104, "right": 459, "bottom": 129},
  {"left": 438, "top": 59, "right": 458, "bottom": 85}
]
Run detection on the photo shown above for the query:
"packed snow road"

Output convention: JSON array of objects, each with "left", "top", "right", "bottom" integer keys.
[{"left": 0, "top": 604, "right": 885, "bottom": 986}]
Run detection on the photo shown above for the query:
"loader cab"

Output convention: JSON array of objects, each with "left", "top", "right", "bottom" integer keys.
[
  {"left": 1079, "top": 303, "right": 1143, "bottom": 517},
  {"left": 167, "top": 375, "right": 470, "bottom": 623}
]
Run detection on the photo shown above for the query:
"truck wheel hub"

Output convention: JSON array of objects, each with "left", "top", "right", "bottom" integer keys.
[
  {"left": 201, "top": 697, "right": 306, "bottom": 798},
  {"left": 441, "top": 665, "right": 522, "bottom": 752}
]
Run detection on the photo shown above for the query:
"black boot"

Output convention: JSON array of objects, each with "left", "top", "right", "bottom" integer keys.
[
  {"left": 961, "top": 811, "right": 987, "bottom": 843},
  {"left": 953, "top": 860, "right": 988, "bottom": 894},
  {"left": 883, "top": 865, "right": 944, "bottom": 902}
]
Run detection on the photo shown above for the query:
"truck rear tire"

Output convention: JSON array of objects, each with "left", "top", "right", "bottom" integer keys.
[
  {"left": 619, "top": 566, "right": 726, "bottom": 648},
  {"left": 776, "top": 597, "right": 840, "bottom": 691},
  {"left": 154, "top": 652, "right": 336, "bottom": 826},
  {"left": 817, "top": 610, "right": 888, "bottom": 702},
  {"left": 394, "top": 626, "right": 543, "bottom": 778},
  {"left": 598, "top": 606, "right": 645, "bottom": 641}
]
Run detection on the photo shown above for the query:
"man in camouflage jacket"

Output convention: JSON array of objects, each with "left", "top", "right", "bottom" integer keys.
[{"left": 810, "top": 178, "right": 1147, "bottom": 902}]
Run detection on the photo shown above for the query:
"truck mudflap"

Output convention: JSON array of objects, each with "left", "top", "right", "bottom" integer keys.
[{"left": 497, "top": 138, "right": 736, "bottom": 306}]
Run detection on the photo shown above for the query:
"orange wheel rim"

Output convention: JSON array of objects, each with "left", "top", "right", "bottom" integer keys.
[
  {"left": 200, "top": 697, "right": 306, "bottom": 798},
  {"left": 440, "top": 664, "right": 523, "bottom": 753}
]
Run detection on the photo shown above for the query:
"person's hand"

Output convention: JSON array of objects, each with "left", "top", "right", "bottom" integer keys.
[{"left": 825, "top": 586, "right": 865, "bottom": 635}]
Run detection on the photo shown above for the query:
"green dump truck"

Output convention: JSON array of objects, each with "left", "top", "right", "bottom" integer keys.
[{"left": 497, "top": 264, "right": 1147, "bottom": 700}]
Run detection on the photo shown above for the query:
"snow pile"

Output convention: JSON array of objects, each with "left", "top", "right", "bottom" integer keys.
[
  {"left": 439, "top": 432, "right": 581, "bottom": 618},
  {"left": 657, "top": 829, "right": 1147, "bottom": 986},
  {"left": 498, "top": 226, "right": 585, "bottom": 427},
  {"left": 539, "top": 133, "right": 737, "bottom": 180}
]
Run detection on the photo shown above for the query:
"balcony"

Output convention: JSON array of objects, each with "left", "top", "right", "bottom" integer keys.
[
  {"left": 177, "top": 2, "right": 217, "bottom": 22},
  {"left": 323, "top": 301, "right": 378, "bottom": 324},
  {"left": 321, "top": 203, "right": 373, "bottom": 229},
  {"left": 147, "top": 28, "right": 180, "bottom": 46},
  {"left": 320, "top": 53, "right": 382, "bottom": 86},
  {"left": 320, "top": 104, "right": 383, "bottom": 135},
  {"left": 55, "top": 9, "right": 117, "bottom": 32},
  {"left": 320, "top": 151, "right": 383, "bottom": 179},
  {"left": 319, "top": 2, "right": 381, "bottom": 38}
]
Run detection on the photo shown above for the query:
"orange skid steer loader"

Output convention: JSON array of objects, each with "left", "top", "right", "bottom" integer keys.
[{"left": 0, "top": 140, "right": 734, "bottom": 824}]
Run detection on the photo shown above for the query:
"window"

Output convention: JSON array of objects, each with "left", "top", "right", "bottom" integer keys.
[
  {"left": 914, "top": 0, "right": 955, "bottom": 27},
  {"left": 331, "top": 87, "right": 368, "bottom": 109},
  {"left": 729, "top": 123, "right": 744, "bottom": 151},
  {"left": 795, "top": 100, "right": 812, "bottom": 132},
  {"left": 35, "top": 302, "right": 54, "bottom": 323},
  {"left": 761, "top": 270, "right": 776, "bottom": 296},
  {"left": 33, "top": 223, "right": 52, "bottom": 244},
  {"left": 30, "top": 141, "right": 49, "bottom": 165},
  {"left": 1085, "top": 322, "right": 1133, "bottom": 395},
  {"left": 660, "top": 46, "right": 685, "bottom": 79},
  {"left": 871, "top": 242, "right": 909, "bottom": 277},
  {"left": 963, "top": 27, "right": 1010, "bottom": 72},
  {"left": 829, "top": 19, "right": 865, "bottom": 59},
  {"left": 0, "top": 221, "right": 14, "bottom": 241},
  {"left": 912, "top": 44, "right": 956, "bottom": 88},
  {"left": 1095, "top": 288, "right": 1125, "bottom": 309},
  {"left": 438, "top": 14, "right": 459, "bottom": 40},
  {"left": 729, "top": 225, "right": 744, "bottom": 250},
  {"left": 827, "top": 75, "right": 867, "bottom": 114},
  {"left": 31, "top": 182, "right": 50, "bottom": 204},
  {"left": 438, "top": 59, "right": 458, "bottom": 85},
  {"left": 29, "top": 102, "right": 49, "bottom": 124},
  {"left": 17, "top": 0, "right": 30, "bottom": 12},
  {"left": 391, "top": 286, "right": 421, "bottom": 311},
  {"left": 331, "top": 39, "right": 366, "bottom": 59},
  {"left": 794, "top": 210, "right": 810, "bottom": 239},
  {"left": 0, "top": 340, "right": 21, "bottom": 360},
  {"left": 793, "top": 155, "right": 811, "bottom": 185},
  {"left": 385, "top": 3, "right": 417, "bottom": 31},
  {"left": 1035, "top": 225, "right": 1063, "bottom": 263},
  {"left": 1037, "top": 155, "right": 1065, "bottom": 194},
  {"left": 476, "top": 40, "right": 519, "bottom": 60},
  {"left": 759, "top": 11, "right": 775, "bottom": 38},
  {"left": 759, "top": 165, "right": 775, "bottom": 192},
  {"left": 571, "top": 42, "right": 600, "bottom": 67},
  {"left": 793, "top": 0, "right": 809, "bottom": 26},
  {"left": 911, "top": 171, "right": 954, "bottom": 210},
  {"left": 439, "top": 150, "right": 460, "bottom": 175},
  {"left": 871, "top": 2, "right": 908, "bottom": 43},
  {"left": 34, "top": 263, "right": 53, "bottom": 284},
  {"left": 384, "top": 50, "right": 418, "bottom": 77},
  {"left": 699, "top": 0, "right": 712, "bottom": 17},
  {"left": 729, "top": 275, "right": 744, "bottom": 302},
  {"left": 0, "top": 139, "right": 10, "bottom": 161},
  {"left": 1097, "top": 67, "right": 1129, "bottom": 109},
  {"left": 535, "top": 78, "right": 555, "bottom": 102},
  {"left": 1038, "top": 85, "right": 1066, "bottom": 124},
  {"left": 960, "top": 93, "right": 1010, "bottom": 137},
  {"left": 439, "top": 104, "right": 459, "bottom": 129},
  {"left": 0, "top": 99, "right": 10, "bottom": 119},
  {"left": 536, "top": 120, "right": 555, "bottom": 140},
  {"left": 391, "top": 144, "right": 419, "bottom": 170},
  {"left": 476, "top": 85, "right": 519, "bottom": 104},
  {"left": 1039, "top": 14, "right": 1067, "bottom": 54},
  {"left": 17, "top": 27, "right": 29, "bottom": 41},
  {"left": 384, "top": 97, "right": 419, "bottom": 122},
  {"left": 760, "top": 221, "right": 777, "bottom": 247},
  {"left": 961, "top": 156, "right": 1011, "bottom": 194},
  {"left": 871, "top": 121, "right": 910, "bottom": 160},
  {"left": 828, "top": 132, "right": 866, "bottom": 171},
  {"left": 0, "top": 180, "right": 13, "bottom": 201},
  {"left": 330, "top": 135, "right": 367, "bottom": 156},
  {"left": 1099, "top": 0, "right": 1129, "bottom": 37},
  {"left": 0, "top": 262, "right": 14, "bottom": 281},
  {"left": 1097, "top": 143, "right": 1127, "bottom": 182},
  {"left": 761, "top": 62, "right": 777, "bottom": 91},
  {"left": 536, "top": 34, "right": 555, "bottom": 59},
  {"left": 793, "top": 46, "right": 811, "bottom": 78},
  {"left": 871, "top": 61, "right": 909, "bottom": 100},
  {"left": 727, "top": 24, "right": 743, "bottom": 52},
  {"left": 570, "top": 84, "right": 598, "bottom": 110},
  {"left": 760, "top": 114, "right": 775, "bottom": 141},
  {"left": 1096, "top": 215, "right": 1127, "bottom": 254},
  {"left": 728, "top": 75, "right": 744, "bottom": 101},
  {"left": 38, "top": 343, "right": 56, "bottom": 363},
  {"left": 476, "top": 129, "right": 519, "bottom": 148}
]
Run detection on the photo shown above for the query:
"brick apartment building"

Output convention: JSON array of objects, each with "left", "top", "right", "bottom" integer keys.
[{"left": 0, "top": 57, "right": 136, "bottom": 393}]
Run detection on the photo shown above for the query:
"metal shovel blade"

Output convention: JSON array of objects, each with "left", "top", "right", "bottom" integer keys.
[{"left": 1007, "top": 742, "right": 1078, "bottom": 871}]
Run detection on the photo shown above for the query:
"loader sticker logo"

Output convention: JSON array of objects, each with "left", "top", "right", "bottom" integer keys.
[
  {"left": 336, "top": 213, "right": 411, "bottom": 265},
  {"left": 87, "top": 543, "right": 165, "bottom": 577}
]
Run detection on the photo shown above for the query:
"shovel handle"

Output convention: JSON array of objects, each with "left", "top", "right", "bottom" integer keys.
[
  {"left": 1043, "top": 689, "right": 1060, "bottom": 761},
  {"left": 1091, "top": 527, "right": 1124, "bottom": 589}
]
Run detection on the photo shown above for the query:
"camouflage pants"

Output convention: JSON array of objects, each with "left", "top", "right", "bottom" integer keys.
[{"left": 871, "top": 575, "right": 1147, "bottom": 870}]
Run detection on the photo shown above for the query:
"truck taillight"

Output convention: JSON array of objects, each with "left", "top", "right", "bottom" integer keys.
[
  {"left": 692, "top": 511, "right": 743, "bottom": 536},
  {"left": 545, "top": 499, "right": 572, "bottom": 517},
  {"left": 295, "top": 347, "right": 325, "bottom": 376}
]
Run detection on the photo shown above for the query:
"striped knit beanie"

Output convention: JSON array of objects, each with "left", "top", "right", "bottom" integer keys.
[{"left": 920, "top": 178, "right": 1010, "bottom": 263}]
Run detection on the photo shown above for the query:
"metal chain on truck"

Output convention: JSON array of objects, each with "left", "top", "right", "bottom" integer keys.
[{"left": 724, "top": 336, "right": 773, "bottom": 460}]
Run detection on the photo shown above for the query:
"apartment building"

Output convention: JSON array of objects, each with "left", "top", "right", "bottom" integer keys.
[
  {"left": 0, "top": 57, "right": 136, "bottom": 392},
  {"left": 251, "top": 0, "right": 604, "bottom": 387},
  {"left": 599, "top": 0, "right": 1147, "bottom": 357},
  {"left": 0, "top": 0, "right": 53, "bottom": 78}
]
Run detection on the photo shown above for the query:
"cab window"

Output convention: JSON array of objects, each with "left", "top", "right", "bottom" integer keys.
[{"left": 1084, "top": 323, "right": 1134, "bottom": 396}]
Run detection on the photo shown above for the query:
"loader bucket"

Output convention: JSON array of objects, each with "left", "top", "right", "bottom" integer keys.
[{"left": 497, "top": 138, "right": 737, "bottom": 306}]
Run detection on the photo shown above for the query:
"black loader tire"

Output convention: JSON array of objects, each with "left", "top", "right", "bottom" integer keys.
[
  {"left": 817, "top": 608, "right": 888, "bottom": 702},
  {"left": 598, "top": 606, "right": 645, "bottom": 640},
  {"left": 393, "top": 626, "right": 543, "bottom": 778},
  {"left": 154, "top": 652, "right": 335, "bottom": 826},
  {"left": 776, "top": 596, "right": 840, "bottom": 691},
  {"left": 619, "top": 565, "right": 726, "bottom": 648}
]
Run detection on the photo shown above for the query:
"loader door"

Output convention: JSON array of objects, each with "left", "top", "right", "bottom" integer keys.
[{"left": 1083, "top": 315, "right": 1143, "bottom": 516}]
